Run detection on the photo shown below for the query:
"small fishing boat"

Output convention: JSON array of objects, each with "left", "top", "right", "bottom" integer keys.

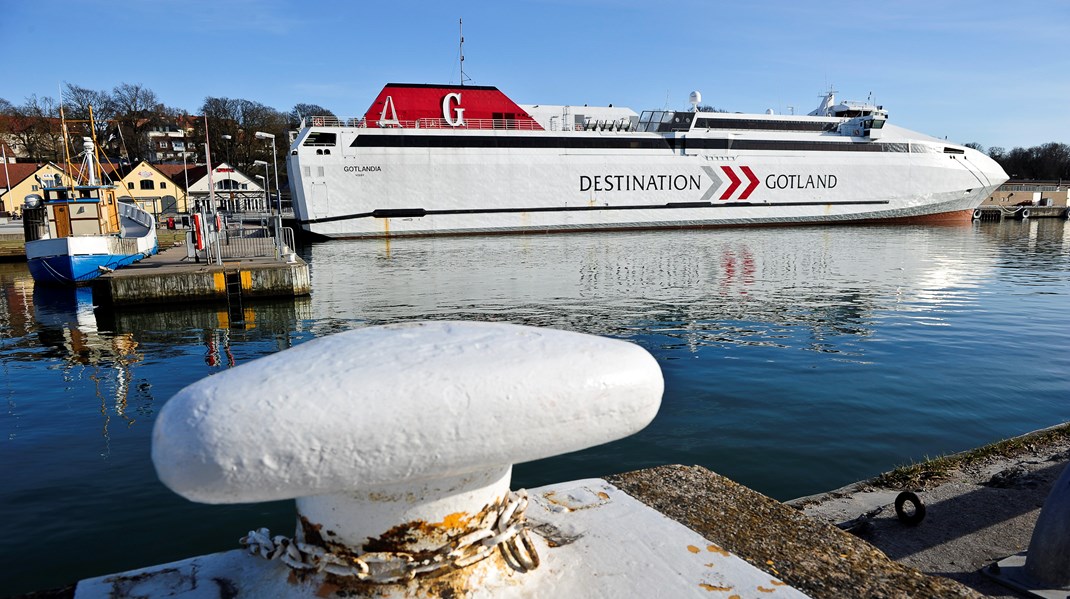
[{"left": 23, "top": 134, "right": 158, "bottom": 285}]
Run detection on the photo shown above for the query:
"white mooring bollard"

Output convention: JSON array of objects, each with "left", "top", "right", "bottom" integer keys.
[{"left": 75, "top": 321, "right": 809, "bottom": 598}]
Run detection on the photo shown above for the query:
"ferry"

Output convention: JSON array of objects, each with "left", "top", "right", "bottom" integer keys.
[
  {"left": 22, "top": 136, "right": 158, "bottom": 284},
  {"left": 287, "top": 83, "right": 1008, "bottom": 238}
]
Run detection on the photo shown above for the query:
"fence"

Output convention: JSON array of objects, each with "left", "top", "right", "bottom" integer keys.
[{"left": 195, "top": 225, "right": 296, "bottom": 260}]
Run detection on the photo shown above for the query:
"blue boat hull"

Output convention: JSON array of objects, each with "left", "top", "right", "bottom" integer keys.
[{"left": 27, "top": 249, "right": 156, "bottom": 285}]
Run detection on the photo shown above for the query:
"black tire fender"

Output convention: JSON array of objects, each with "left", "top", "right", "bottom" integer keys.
[{"left": 895, "top": 491, "right": 926, "bottom": 525}]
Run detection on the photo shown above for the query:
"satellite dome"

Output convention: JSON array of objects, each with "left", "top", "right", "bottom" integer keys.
[{"left": 689, "top": 91, "right": 702, "bottom": 112}]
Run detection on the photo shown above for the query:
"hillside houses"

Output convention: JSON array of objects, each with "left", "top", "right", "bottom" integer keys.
[{"left": 0, "top": 157, "right": 266, "bottom": 218}]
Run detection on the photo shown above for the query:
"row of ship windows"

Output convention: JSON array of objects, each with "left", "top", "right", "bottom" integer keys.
[
  {"left": 302, "top": 118, "right": 842, "bottom": 143},
  {"left": 304, "top": 133, "right": 955, "bottom": 154},
  {"left": 347, "top": 136, "right": 923, "bottom": 153},
  {"left": 692, "top": 118, "right": 838, "bottom": 132}
]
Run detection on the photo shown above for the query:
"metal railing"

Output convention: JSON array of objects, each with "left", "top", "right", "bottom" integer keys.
[
  {"left": 304, "top": 116, "right": 543, "bottom": 131},
  {"left": 210, "top": 224, "right": 295, "bottom": 259},
  {"left": 280, "top": 226, "right": 295, "bottom": 254}
]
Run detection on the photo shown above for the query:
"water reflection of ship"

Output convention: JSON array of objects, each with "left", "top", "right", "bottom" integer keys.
[
  {"left": 306, "top": 226, "right": 1000, "bottom": 352},
  {"left": 17, "top": 286, "right": 314, "bottom": 447},
  {"left": 31, "top": 286, "right": 143, "bottom": 454}
]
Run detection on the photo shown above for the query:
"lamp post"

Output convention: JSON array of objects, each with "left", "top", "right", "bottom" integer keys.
[
  {"left": 181, "top": 140, "right": 191, "bottom": 214},
  {"left": 253, "top": 161, "right": 269, "bottom": 213},
  {"left": 253, "top": 132, "right": 280, "bottom": 214},
  {"left": 254, "top": 131, "right": 281, "bottom": 255},
  {"left": 221, "top": 134, "right": 234, "bottom": 212}
]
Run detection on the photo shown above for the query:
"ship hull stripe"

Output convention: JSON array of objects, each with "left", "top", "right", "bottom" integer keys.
[{"left": 300, "top": 200, "right": 891, "bottom": 225}]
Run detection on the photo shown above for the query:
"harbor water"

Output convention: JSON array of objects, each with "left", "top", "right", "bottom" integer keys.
[{"left": 2, "top": 219, "right": 1069, "bottom": 594}]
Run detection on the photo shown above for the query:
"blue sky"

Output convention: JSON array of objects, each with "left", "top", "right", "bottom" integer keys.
[{"left": 3, "top": 0, "right": 1066, "bottom": 150}]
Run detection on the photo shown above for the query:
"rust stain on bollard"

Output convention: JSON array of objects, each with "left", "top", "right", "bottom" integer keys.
[{"left": 268, "top": 492, "right": 536, "bottom": 597}]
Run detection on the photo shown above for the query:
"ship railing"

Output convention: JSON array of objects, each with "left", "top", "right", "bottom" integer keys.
[
  {"left": 412, "top": 118, "right": 543, "bottom": 130},
  {"left": 304, "top": 116, "right": 544, "bottom": 131},
  {"left": 304, "top": 116, "right": 361, "bottom": 127}
]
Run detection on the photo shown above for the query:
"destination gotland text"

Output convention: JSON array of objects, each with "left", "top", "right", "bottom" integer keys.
[{"left": 579, "top": 173, "right": 838, "bottom": 192}]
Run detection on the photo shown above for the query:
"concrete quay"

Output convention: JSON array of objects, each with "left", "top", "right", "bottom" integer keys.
[
  {"left": 13, "top": 324, "right": 1068, "bottom": 598},
  {"left": 58, "top": 322, "right": 1031, "bottom": 599},
  {"left": 789, "top": 423, "right": 1070, "bottom": 598},
  {"left": 29, "top": 447, "right": 1069, "bottom": 597},
  {"left": 90, "top": 245, "right": 310, "bottom": 307}
]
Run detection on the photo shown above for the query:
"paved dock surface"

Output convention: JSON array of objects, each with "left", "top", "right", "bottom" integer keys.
[
  {"left": 92, "top": 245, "right": 310, "bottom": 306},
  {"left": 108, "top": 244, "right": 288, "bottom": 275},
  {"left": 610, "top": 466, "right": 980, "bottom": 598},
  {"left": 790, "top": 428, "right": 1070, "bottom": 598}
]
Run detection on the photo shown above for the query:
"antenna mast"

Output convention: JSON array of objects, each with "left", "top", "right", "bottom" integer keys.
[{"left": 459, "top": 18, "right": 470, "bottom": 86}]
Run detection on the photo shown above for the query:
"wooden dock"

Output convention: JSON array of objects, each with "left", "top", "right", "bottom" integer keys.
[{"left": 91, "top": 245, "right": 310, "bottom": 307}]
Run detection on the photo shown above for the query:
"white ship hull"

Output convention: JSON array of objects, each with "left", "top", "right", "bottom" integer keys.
[{"left": 288, "top": 85, "right": 1008, "bottom": 239}]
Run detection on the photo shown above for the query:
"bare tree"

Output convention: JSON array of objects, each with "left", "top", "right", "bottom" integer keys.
[
  {"left": 111, "top": 83, "right": 168, "bottom": 163},
  {"left": 202, "top": 96, "right": 288, "bottom": 173},
  {"left": 7, "top": 94, "right": 63, "bottom": 163},
  {"left": 62, "top": 84, "right": 114, "bottom": 144},
  {"left": 990, "top": 143, "right": 1070, "bottom": 180},
  {"left": 290, "top": 103, "right": 335, "bottom": 127}
]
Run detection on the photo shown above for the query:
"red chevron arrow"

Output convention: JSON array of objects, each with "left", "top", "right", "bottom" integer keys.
[
  {"left": 719, "top": 166, "right": 741, "bottom": 200},
  {"left": 739, "top": 166, "right": 759, "bottom": 199}
]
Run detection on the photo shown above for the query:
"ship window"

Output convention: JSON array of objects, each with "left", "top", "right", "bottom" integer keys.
[
  {"left": 161, "top": 182, "right": 167, "bottom": 189},
  {"left": 127, "top": 182, "right": 135, "bottom": 189},
  {"left": 694, "top": 118, "right": 837, "bottom": 132},
  {"left": 317, "top": 167, "right": 324, "bottom": 177},
  {"left": 303, "top": 132, "right": 337, "bottom": 147},
  {"left": 303, "top": 166, "right": 311, "bottom": 176},
  {"left": 140, "top": 180, "right": 155, "bottom": 190}
]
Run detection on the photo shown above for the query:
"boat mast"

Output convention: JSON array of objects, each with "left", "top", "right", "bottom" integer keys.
[
  {"left": 88, "top": 104, "right": 101, "bottom": 185},
  {"left": 59, "top": 105, "right": 76, "bottom": 193}
]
